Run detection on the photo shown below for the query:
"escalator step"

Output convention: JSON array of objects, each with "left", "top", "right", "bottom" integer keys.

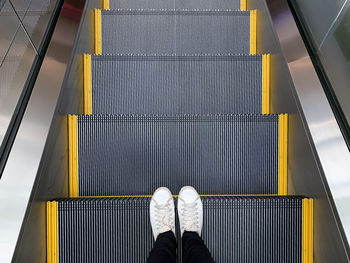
[
  {"left": 68, "top": 114, "right": 288, "bottom": 197},
  {"left": 85, "top": 54, "right": 270, "bottom": 115},
  {"left": 106, "top": 0, "right": 242, "bottom": 11},
  {"left": 96, "top": 10, "right": 254, "bottom": 55},
  {"left": 47, "top": 196, "right": 313, "bottom": 263}
]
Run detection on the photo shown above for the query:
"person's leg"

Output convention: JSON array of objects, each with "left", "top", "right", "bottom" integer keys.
[
  {"left": 178, "top": 186, "right": 214, "bottom": 263},
  {"left": 147, "top": 230, "right": 177, "bottom": 263},
  {"left": 182, "top": 231, "right": 214, "bottom": 263},
  {"left": 147, "top": 187, "right": 177, "bottom": 263}
]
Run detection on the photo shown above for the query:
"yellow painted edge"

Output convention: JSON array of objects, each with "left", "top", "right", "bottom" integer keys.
[
  {"left": 278, "top": 114, "right": 288, "bottom": 195},
  {"left": 250, "top": 10, "right": 257, "bottom": 55},
  {"left": 54, "top": 202, "right": 58, "bottom": 263},
  {"left": 76, "top": 194, "right": 282, "bottom": 198},
  {"left": 102, "top": 0, "right": 109, "bottom": 10},
  {"left": 310, "top": 199, "right": 314, "bottom": 263},
  {"left": 68, "top": 115, "right": 79, "bottom": 197},
  {"left": 83, "top": 54, "right": 92, "bottom": 115},
  {"left": 283, "top": 114, "right": 288, "bottom": 194},
  {"left": 262, "top": 54, "right": 271, "bottom": 114},
  {"left": 240, "top": 0, "right": 247, "bottom": 11},
  {"left": 47, "top": 201, "right": 58, "bottom": 263},
  {"left": 94, "top": 9, "right": 102, "bottom": 55},
  {"left": 302, "top": 199, "right": 314, "bottom": 263},
  {"left": 46, "top": 202, "right": 51, "bottom": 262}
]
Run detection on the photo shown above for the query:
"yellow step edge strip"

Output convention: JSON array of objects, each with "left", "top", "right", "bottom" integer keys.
[
  {"left": 83, "top": 54, "right": 92, "bottom": 115},
  {"left": 278, "top": 114, "right": 288, "bottom": 195},
  {"left": 262, "top": 54, "right": 271, "bottom": 114},
  {"left": 302, "top": 198, "right": 314, "bottom": 263},
  {"left": 250, "top": 10, "right": 257, "bottom": 55},
  {"left": 94, "top": 9, "right": 102, "bottom": 54},
  {"left": 47, "top": 201, "right": 58, "bottom": 263},
  {"left": 102, "top": 0, "right": 109, "bottom": 10},
  {"left": 76, "top": 194, "right": 281, "bottom": 198},
  {"left": 68, "top": 115, "right": 79, "bottom": 198},
  {"left": 240, "top": 0, "right": 247, "bottom": 11}
]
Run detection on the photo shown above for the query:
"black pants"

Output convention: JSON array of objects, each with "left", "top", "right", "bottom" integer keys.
[{"left": 147, "top": 231, "right": 214, "bottom": 263}]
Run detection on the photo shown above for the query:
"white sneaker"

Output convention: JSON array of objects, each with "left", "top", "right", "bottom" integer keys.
[
  {"left": 150, "top": 187, "right": 175, "bottom": 240},
  {"left": 177, "top": 186, "right": 203, "bottom": 236}
]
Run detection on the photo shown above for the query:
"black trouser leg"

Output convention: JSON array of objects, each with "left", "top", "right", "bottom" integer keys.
[
  {"left": 182, "top": 231, "right": 214, "bottom": 263},
  {"left": 147, "top": 231, "right": 177, "bottom": 263}
]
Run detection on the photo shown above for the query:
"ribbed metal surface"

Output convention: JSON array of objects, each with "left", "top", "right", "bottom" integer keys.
[
  {"left": 200, "top": 197, "right": 302, "bottom": 263},
  {"left": 101, "top": 10, "right": 250, "bottom": 54},
  {"left": 57, "top": 197, "right": 303, "bottom": 263},
  {"left": 91, "top": 55, "right": 262, "bottom": 114},
  {"left": 77, "top": 115, "right": 279, "bottom": 196},
  {"left": 108, "top": 0, "right": 240, "bottom": 10}
]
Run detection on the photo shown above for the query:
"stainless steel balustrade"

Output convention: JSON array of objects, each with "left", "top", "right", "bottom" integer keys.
[
  {"left": 0, "top": 0, "right": 60, "bottom": 165},
  {"left": 0, "top": 0, "right": 349, "bottom": 262}
]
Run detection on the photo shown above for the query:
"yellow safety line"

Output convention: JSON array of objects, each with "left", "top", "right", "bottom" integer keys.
[
  {"left": 46, "top": 202, "right": 51, "bottom": 262},
  {"left": 81, "top": 195, "right": 154, "bottom": 198},
  {"left": 83, "top": 54, "right": 92, "bottom": 115},
  {"left": 68, "top": 115, "right": 79, "bottom": 198},
  {"left": 102, "top": 0, "right": 109, "bottom": 10},
  {"left": 47, "top": 201, "right": 58, "bottom": 263},
  {"left": 250, "top": 10, "right": 257, "bottom": 55},
  {"left": 240, "top": 0, "right": 247, "bottom": 11},
  {"left": 278, "top": 114, "right": 288, "bottom": 195},
  {"left": 76, "top": 194, "right": 281, "bottom": 198},
  {"left": 283, "top": 114, "right": 288, "bottom": 193},
  {"left": 302, "top": 198, "right": 314, "bottom": 263},
  {"left": 94, "top": 9, "right": 102, "bottom": 54},
  {"left": 262, "top": 54, "right": 271, "bottom": 114}
]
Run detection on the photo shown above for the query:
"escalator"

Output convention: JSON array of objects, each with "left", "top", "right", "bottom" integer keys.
[{"left": 45, "top": 0, "right": 314, "bottom": 262}]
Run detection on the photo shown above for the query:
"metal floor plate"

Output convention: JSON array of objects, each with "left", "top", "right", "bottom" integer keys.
[
  {"left": 76, "top": 114, "right": 279, "bottom": 196},
  {"left": 101, "top": 10, "right": 251, "bottom": 55},
  {"left": 108, "top": 0, "right": 241, "bottom": 11},
  {"left": 90, "top": 55, "right": 263, "bottom": 114},
  {"left": 57, "top": 196, "right": 303, "bottom": 263}
]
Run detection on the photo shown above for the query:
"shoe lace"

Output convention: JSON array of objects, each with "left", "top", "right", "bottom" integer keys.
[
  {"left": 155, "top": 198, "right": 174, "bottom": 232},
  {"left": 180, "top": 199, "right": 199, "bottom": 231}
]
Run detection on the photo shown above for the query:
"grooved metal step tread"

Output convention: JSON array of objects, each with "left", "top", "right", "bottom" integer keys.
[
  {"left": 85, "top": 54, "right": 270, "bottom": 115},
  {"left": 68, "top": 114, "right": 289, "bottom": 197},
  {"left": 96, "top": 10, "right": 254, "bottom": 55},
  {"left": 47, "top": 196, "right": 313, "bottom": 263},
  {"left": 106, "top": 0, "right": 241, "bottom": 11}
]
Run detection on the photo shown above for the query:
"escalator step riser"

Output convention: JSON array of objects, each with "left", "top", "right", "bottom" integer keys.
[
  {"left": 55, "top": 197, "right": 304, "bottom": 263},
  {"left": 99, "top": 10, "right": 251, "bottom": 55},
  {"left": 89, "top": 55, "right": 266, "bottom": 114},
  {"left": 71, "top": 114, "right": 284, "bottom": 196},
  {"left": 106, "top": 0, "right": 241, "bottom": 11}
]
